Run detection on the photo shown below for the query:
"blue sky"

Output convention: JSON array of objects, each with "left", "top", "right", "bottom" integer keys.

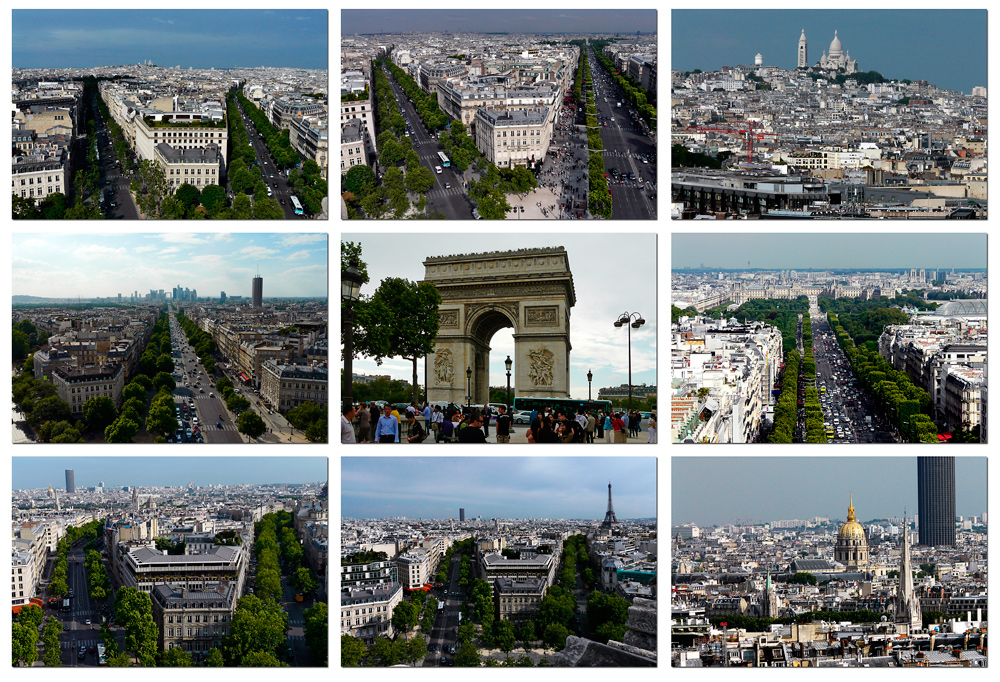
[
  {"left": 342, "top": 457, "right": 656, "bottom": 519},
  {"left": 673, "top": 457, "right": 987, "bottom": 526},
  {"left": 342, "top": 9, "right": 657, "bottom": 35},
  {"left": 13, "top": 10, "right": 327, "bottom": 69},
  {"left": 13, "top": 233, "right": 328, "bottom": 299},
  {"left": 672, "top": 10, "right": 986, "bottom": 94},
  {"left": 672, "top": 233, "right": 987, "bottom": 270},
  {"left": 342, "top": 234, "right": 656, "bottom": 400},
  {"left": 13, "top": 457, "right": 328, "bottom": 489}
]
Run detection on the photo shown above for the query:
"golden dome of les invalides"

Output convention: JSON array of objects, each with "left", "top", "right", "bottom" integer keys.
[{"left": 835, "top": 495, "right": 870, "bottom": 569}]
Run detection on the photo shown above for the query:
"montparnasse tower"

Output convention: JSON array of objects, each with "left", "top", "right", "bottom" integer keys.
[{"left": 798, "top": 29, "right": 808, "bottom": 68}]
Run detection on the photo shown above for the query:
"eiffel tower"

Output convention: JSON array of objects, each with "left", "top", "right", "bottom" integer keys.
[{"left": 601, "top": 481, "right": 620, "bottom": 529}]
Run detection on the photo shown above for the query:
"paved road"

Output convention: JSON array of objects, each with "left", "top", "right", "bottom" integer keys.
[
  {"left": 382, "top": 66, "right": 474, "bottom": 220},
  {"left": 91, "top": 97, "right": 139, "bottom": 220},
  {"left": 588, "top": 48, "right": 657, "bottom": 220},
  {"left": 169, "top": 315, "right": 243, "bottom": 444},
  {"left": 234, "top": 99, "right": 306, "bottom": 220},
  {"left": 812, "top": 315, "right": 895, "bottom": 443}
]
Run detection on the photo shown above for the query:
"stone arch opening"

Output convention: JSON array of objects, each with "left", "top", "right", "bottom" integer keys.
[{"left": 422, "top": 247, "right": 576, "bottom": 407}]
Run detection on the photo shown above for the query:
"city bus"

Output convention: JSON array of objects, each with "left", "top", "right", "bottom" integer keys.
[
  {"left": 97, "top": 643, "right": 106, "bottom": 665},
  {"left": 512, "top": 397, "right": 613, "bottom": 417},
  {"left": 437, "top": 151, "right": 451, "bottom": 168},
  {"left": 290, "top": 195, "right": 304, "bottom": 215}
]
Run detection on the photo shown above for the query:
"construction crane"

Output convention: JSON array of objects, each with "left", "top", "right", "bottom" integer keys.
[{"left": 686, "top": 121, "right": 778, "bottom": 164}]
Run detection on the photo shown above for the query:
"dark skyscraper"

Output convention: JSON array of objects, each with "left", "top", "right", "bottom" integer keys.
[
  {"left": 65, "top": 469, "right": 75, "bottom": 493},
  {"left": 917, "top": 456, "right": 956, "bottom": 547},
  {"left": 459, "top": 508, "right": 465, "bottom": 522},
  {"left": 252, "top": 274, "right": 263, "bottom": 308}
]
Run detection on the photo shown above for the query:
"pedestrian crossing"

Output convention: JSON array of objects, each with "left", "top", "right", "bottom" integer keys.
[
  {"left": 62, "top": 639, "right": 99, "bottom": 649},
  {"left": 425, "top": 187, "right": 466, "bottom": 199},
  {"left": 287, "top": 634, "right": 304, "bottom": 641}
]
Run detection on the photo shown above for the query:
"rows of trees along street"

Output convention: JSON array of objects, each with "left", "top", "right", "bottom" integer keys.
[
  {"left": 342, "top": 241, "right": 441, "bottom": 405},
  {"left": 565, "top": 41, "right": 612, "bottom": 219},
  {"left": 344, "top": 58, "right": 537, "bottom": 220},
  {"left": 96, "top": 512, "right": 324, "bottom": 667},
  {"left": 589, "top": 40, "right": 657, "bottom": 131},
  {"left": 235, "top": 91, "right": 327, "bottom": 215},
  {"left": 12, "top": 311, "right": 176, "bottom": 443}
]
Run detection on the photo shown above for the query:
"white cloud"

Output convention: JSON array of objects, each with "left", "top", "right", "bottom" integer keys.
[
  {"left": 155, "top": 233, "right": 208, "bottom": 245},
  {"left": 285, "top": 250, "right": 311, "bottom": 261},
  {"left": 19, "top": 238, "right": 47, "bottom": 249},
  {"left": 279, "top": 234, "right": 326, "bottom": 247},
  {"left": 73, "top": 245, "right": 127, "bottom": 261},
  {"left": 158, "top": 247, "right": 183, "bottom": 256},
  {"left": 213, "top": 233, "right": 234, "bottom": 242},
  {"left": 153, "top": 18, "right": 174, "bottom": 24},
  {"left": 235, "top": 246, "right": 279, "bottom": 260},
  {"left": 133, "top": 245, "right": 157, "bottom": 253}
]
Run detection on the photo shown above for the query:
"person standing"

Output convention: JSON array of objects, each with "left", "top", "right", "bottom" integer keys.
[
  {"left": 495, "top": 405, "right": 512, "bottom": 443},
  {"left": 603, "top": 412, "right": 612, "bottom": 443},
  {"left": 622, "top": 411, "right": 630, "bottom": 440},
  {"left": 374, "top": 405, "right": 400, "bottom": 443},
  {"left": 647, "top": 413, "right": 656, "bottom": 443},
  {"left": 586, "top": 411, "right": 596, "bottom": 443},
  {"left": 458, "top": 412, "right": 488, "bottom": 443},
  {"left": 422, "top": 402, "right": 432, "bottom": 432},
  {"left": 406, "top": 413, "right": 427, "bottom": 443},
  {"left": 612, "top": 412, "right": 626, "bottom": 443},
  {"left": 341, "top": 403, "right": 357, "bottom": 444},
  {"left": 357, "top": 403, "right": 370, "bottom": 443},
  {"left": 481, "top": 404, "right": 491, "bottom": 438}
]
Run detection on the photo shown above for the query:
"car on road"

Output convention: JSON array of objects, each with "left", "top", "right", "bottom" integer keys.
[
  {"left": 513, "top": 410, "right": 532, "bottom": 424},
  {"left": 78, "top": 647, "right": 86, "bottom": 660},
  {"left": 85, "top": 618, "right": 91, "bottom": 625},
  {"left": 435, "top": 165, "right": 442, "bottom": 174},
  {"left": 428, "top": 643, "right": 437, "bottom": 652}
]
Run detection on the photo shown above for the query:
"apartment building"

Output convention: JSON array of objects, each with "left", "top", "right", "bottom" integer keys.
[
  {"left": 340, "top": 90, "right": 377, "bottom": 155},
  {"left": 51, "top": 362, "right": 127, "bottom": 415},
  {"left": 474, "top": 106, "right": 551, "bottom": 169},
  {"left": 12, "top": 152, "right": 67, "bottom": 201},
  {"left": 494, "top": 577, "right": 547, "bottom": 623},
  {"left": 341, "top": 119, "right": 368, "bottom": 174},
  {"left": 151, "top": 582, "right": 238, "bottom": 655},
  {"left": 396, "top": 549, "right": 432, "bottom": 589},
  {"left": 479, "top": 551, "right": 556, "bottom": 587},
  {"left": 259, "top": 360, "right": 328, "bottom": 411},
  {"left": 341, "top": 583, "right": 403, "bottom": 644}
]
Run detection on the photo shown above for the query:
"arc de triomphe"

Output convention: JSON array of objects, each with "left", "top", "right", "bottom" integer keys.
[{"left": 422, "top": 247, "right": 575, "bottom": 406}]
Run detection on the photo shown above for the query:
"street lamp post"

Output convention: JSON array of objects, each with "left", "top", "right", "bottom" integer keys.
[
  {"left": 614, "top": 312, "right": 645, "bottom": 412},
  {"left": 466, "top": 366, "right": 473, "bottom": 412},
  {"left": 587, "top": 369, "right": 593, "bottom": 401},
  {"left": 341, "top": 259, "right": 364, "bottom": 412},
  {"left": 505, "top": 355, "right": 513, "bottom": 418}
]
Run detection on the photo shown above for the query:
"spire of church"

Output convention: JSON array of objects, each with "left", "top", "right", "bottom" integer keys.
[
  {"left": 847, "top": 493, "right": 856, "bottom": 522},
  {"left": 895, "top": 510, "right": 922, "bottom": 630}
]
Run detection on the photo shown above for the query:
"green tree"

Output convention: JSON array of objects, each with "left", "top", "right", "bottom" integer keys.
[
  {"left": 200, "top": 184, "right": 227, "bottom": 213},
  {"left": 543, "top": 622, "right": 569, "bottom": 650},
  {"left": 292, "top": 566, "right": 319, "bottom": 595},
  {"left": 105, "top": 416, "right": 140, "bottom": 443},
  {"left": 27, "top": 395, "right": 72, "bottom": 427},
  {"left": 231, "top": 193, "right": 253, "bottom": 219},
  {"left": 160, "top": 646, "right": 193, "bottom": 666},
  {"left": 226, "top": 393, "right": 251, "bottom": 414},
  {"left": 13, "top": 329, "right": 30, "bottom": 359},
  {"left": 122, "top": 382, "right": 147, "bottom": 403},
  {"left": 156, "top": 354, "right": 175, "bottom": 374},
  {"left": 458, "top": 622, "right": 476, "bottom": 645},
  {"left": 174, "top": 183, "right": 201, "bottom": 213},
  {"left": 12, "top": 621, "right": 39, "bottom": 666},
  {"left": 355, "top": 277, "right": 442, "bottom": 404},
  {"left": 223, "top": 594, "right": 288, "bottom": 664},
  {"left": 237, "top": 410, "right": 267, "bottom": 441},
  {"left": 787, "top": 572, "right": 818, "bottom": 586},
  {"left": 303, "top": 602, "right": 327, "bottom": 665},
  {"left": 107, "top": 652, "right": 131, "bottom": 666},
  {"left": 153, "top": 371, "right": 176, "bottom": 392},
  {"left": 392, "top": 600, "right": 420, "bottom": 634},
  {"left": 204, "top": 648, "right": 225, "bottom": 666},
  {"left": 145, "top": 403, "right": 177, "bottom": 436},
  {"left": 405, "top": 633, "right": 427, "bottom": 666},
  {"left": 370, "top": 636, "right": 402, "bottom": 666},
  {"left": 342, "top": 165, "right": 377, "bottom": 199},
  {"left": 454, "top": 641, "right": 481, "bottom": 667},
  {"left": 495, "top": 619, "right": 517, "bottom": 658},
  {"left": 80, "top": 395, "right": 117, "bottom": 432},
  {"left": 405, "top": 165, "right": 436, "bottom": 194},
  {"left": 239, "top": 651, "right": 285, "bottom": 667}
]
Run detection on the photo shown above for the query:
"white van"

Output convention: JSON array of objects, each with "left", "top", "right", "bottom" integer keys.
[{"left": 435, "top": 165, "right": 442, "bottom": 174}]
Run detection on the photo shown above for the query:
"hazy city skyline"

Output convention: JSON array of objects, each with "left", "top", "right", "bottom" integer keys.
[
  {"left": 672, "top": 10, "right": 986, "bottom": 94},
  {"left": 343, "top": 234, "right": 655, "bottom": 398},
  {"left": 342, "top": 457, "right": 656, "bottom": 520},
  {"left": 342, "top": 9, "right": 657, "bottom": 35},
  {"left": 13, "top": 9, "right": 328, "bottom": 70},
  {"left": 12, "top": 456, "right": 328, "bottom": 490},
  {"left": 672, "top": 233, "right": 987, "bottom": 270},
  {"left": 672, "top": 457, "right": 987, "bottom": 526},
  {"left": 13, "top": 233, "right": 328, "bottom": 299}
]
